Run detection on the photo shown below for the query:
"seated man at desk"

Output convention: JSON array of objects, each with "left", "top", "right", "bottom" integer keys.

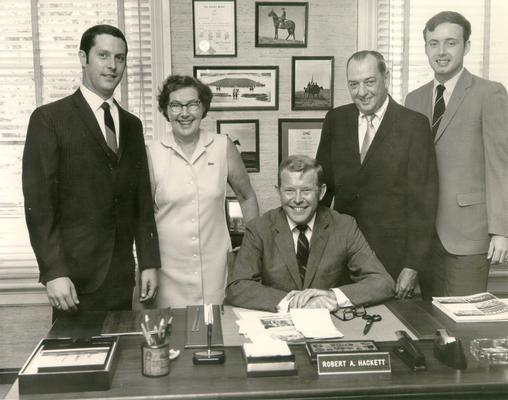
[{"left": 226, "top": 155, "right": 394, "bottom": 312}]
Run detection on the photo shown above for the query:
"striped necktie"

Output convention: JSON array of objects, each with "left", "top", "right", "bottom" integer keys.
[
  {"left": 360, "top": 114, "right": 375, "bottom": 163},
  {"left": 296, "top": 224, "right": 309, "bottom": 283},
  {"left": 432, "top": 84, "right": 446, "bottom": 137},
  {"left": 101, "top": 102, "right": 118, "bottom": 153}
]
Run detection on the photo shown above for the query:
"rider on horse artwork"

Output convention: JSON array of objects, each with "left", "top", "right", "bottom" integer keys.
[
  {"left": 279, "top": 8, "right": 287, "bottom": 28},
  {"left": 268, "top": 9, "right": 296, "bottom": 40}
]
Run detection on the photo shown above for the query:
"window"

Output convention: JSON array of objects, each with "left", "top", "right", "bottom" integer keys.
[
  {"left": 374, "top": 0, "right": 508, "bottom": 103},
  {"left": 0, "top": 0, "right": 156, "bottom": 280}
]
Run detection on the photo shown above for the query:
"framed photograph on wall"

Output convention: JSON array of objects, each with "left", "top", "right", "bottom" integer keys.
[
  {"left": 217, "top": 119, "right": 260, "bottom": 172},
  {"left": 278, "top": 118, "right": 324, "bottom": 165},
  {"left": 255, "top": 2, "right": 308, "bottom": 47},
  {"left": 192, "top": 0, "right": 237, "bottom": 57},
  {"left": 292, "top": 56, "right": 334, "bottom": 110},
  {"left": 194, "top": 66, "right": 279, "bottom": 111}
]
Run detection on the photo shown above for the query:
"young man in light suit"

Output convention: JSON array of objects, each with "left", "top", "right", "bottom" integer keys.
[
  {"left": 226, "top": 155, "right": 394, "bottom": 312},
  {"left": 405, "top": 11, "right": 508, "bottom": 298},
  {"left": 23, "top": 25, "right": 161, "bottom": 319}
]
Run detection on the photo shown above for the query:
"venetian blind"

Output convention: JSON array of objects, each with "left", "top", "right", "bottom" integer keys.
[
  {"left": 0, "top": 0, "right": 154, "bottom": 275},
  {"left": 376, "top": 0, "right": 498, "bottom": 103}
]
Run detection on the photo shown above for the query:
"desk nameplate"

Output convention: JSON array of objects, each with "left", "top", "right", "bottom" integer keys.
[{"left": 317, "top": 352, "right": 391, "bottom": 375}]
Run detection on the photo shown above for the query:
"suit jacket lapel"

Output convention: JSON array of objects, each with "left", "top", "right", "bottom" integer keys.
[
  {"left": 116, "top": 101, "right": 127, "bottom": 160},
  {"left": 346, "top": 106, "right": 361, "bottom": 165},
  {"left": 362, "top": 97, "right": 395, "bottom": 166},
  {"left": 72, "top": 90, "right": 117, "bottom": 162},
  {"left": 273, "top": 209, "right": 302, "bottom": 288},
  {"left": 435, "top": 69, "right": 472, "bottom": 142},
  {"left": 304, "top": 207, "right": 329, "bottom": 288}
]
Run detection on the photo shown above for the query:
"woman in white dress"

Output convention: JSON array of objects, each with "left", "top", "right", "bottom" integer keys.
[{"left": 147, "top": 75, "right": 259, "bottom": 308}]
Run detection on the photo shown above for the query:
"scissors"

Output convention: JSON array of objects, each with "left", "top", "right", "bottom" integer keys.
[{"left": 362, "top": 313, "right": 382, "bottom": 335}]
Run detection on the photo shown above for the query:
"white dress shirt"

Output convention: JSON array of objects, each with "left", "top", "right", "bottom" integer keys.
[
  {"left": 80, "top": 85, "right": 120, "bottom": 145},
  {"left": 357, "top": 95, "right": 389, "bottom": 152},
  {"left": 277, "top": 214, "right": 353, "bottom": 312}
]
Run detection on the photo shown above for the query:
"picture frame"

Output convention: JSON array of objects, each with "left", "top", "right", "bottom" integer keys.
[
  {"left": 194, "top": 66, "right": 279, "bottom": 110},
  {"left": 292, "top": 56, "right": 334, "bottom": 110},
  {"left": 225, "top": 196, "right": 245, "bottom": 235},
  {"left": 278, "top": 118, "right": 324, "bottom": 165},
  {"left": 255, "top": 2, "right": 308, "bottom": 47},
  {"left": 192, "top": 0, "right": 237, "bottom": 57},
  {"left": 217, "top": 119, "right": 260, "bottom": 172}
]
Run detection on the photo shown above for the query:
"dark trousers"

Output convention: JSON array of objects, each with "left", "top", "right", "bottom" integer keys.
[
  {"left": 420, "top": 234, "right": 490, "bottom": 300},
  {"left": 52, "top": 236, "right": 134, "bottom": 322}
]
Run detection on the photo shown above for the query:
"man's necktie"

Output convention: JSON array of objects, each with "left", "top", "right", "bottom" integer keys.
[
  {"left": 296, "top": 224, "right": 309, "bottom": 283},
  {"left": 360, "top": 114, "right": 375, "bottom": 163},
  {"left": 101, "top": 102, "right": 118, "bottom": 153},
  {"left": 432, "top": 84, "right": 446, "bottom": 137}
]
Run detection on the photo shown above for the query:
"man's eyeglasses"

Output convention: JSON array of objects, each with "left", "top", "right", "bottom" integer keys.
[
  {"left": 334, "top": 305, "right": 366, "bottom": 321},
  {"left": 168, "top": 100, "right": 201, "bottom": 113}
]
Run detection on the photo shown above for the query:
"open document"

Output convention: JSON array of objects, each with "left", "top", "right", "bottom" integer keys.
[
  {"left": 432, "top": 292, "right": 508, "bottom": 323},
  {"left": 235, "top": 308, "right": 343, "bottom": 343}
]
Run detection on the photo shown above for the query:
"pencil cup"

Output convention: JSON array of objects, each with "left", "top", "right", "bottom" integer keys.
[{"left": 141, "top": 341, "right": 170, "bottom": 377}]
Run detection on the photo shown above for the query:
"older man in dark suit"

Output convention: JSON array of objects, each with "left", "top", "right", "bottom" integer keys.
[
  {"left": 226, "top": 155, "right": 394, "bottom": 312},
  {"left": 22, "top": 25, "right": 160, "bottom": 319},
  {"left": 316, "top": 50, "right": 437, "bottom": 299}
]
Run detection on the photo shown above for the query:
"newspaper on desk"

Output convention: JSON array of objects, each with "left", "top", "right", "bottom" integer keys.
[
  {"left": 432, "top": 292, "right": 508, "bottom": 323},
  {"left": 236, "top": 308, "right": 343, "bottom": 343}
]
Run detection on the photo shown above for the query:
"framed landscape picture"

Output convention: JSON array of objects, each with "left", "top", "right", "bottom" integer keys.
[
  {"left": 278, "top": 118, "right": 324, "bottom": 165},
  {"left": 255, "top": 2, "right": 308, "bottom": 47},
  {"left": 217, "top": 119, "right": 260, "bottom": 172},
  {"left": 192, "top": 0, "right": 237, "bottom": 57},
  {"left": 292, "top": 56, "right": 334, "bottom": 110},
  {"left": 194, "top": 66, "right": 279, "bottom": 111}
]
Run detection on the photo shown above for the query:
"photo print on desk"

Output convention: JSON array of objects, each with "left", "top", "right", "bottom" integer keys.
[
  {"left": 255, "top": 2, "right": 308, "bottom": 47},
  {"left": 217, "top": 119, "right": 259, "bottom": 172},
  {"left": 194, "top": 66, "right": 278, "bottom": 110},
  {"left": 292, "top": 56, "right": 334, "bottom": 110}
]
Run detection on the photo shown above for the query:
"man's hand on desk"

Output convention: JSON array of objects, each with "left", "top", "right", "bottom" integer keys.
[
  {"left": 395, "top": 267, "right": 417, "bottom": 299},
  {"left": 139, "top": 268, "right": 159, "bottom": 302},
  {"left": 286, "top": 289, "right": 338, "bottom": 312},
  {"left": 46, "top": 277, "right": 79, "bottom": 312}
]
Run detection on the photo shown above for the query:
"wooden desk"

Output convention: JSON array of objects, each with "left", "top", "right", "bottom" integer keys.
[{"left": 5, "top": 301, "right": 508, "bottom": 399}]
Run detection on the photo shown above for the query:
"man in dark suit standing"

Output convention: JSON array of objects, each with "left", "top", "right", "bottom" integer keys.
[
  {"left": 405, "top": 12, "right": 508, "bottom": 297},
  {"left": 22, "top": 25, "right": 160, "bottom": 318},
  {"left": 316, "top": 51, "right": 437, "bottom": 299},
  {"left": 226, "top": 155, "right": 394, "bottom": 312}
]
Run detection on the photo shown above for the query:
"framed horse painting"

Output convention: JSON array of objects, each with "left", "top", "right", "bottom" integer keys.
[
  {"left": 291, "top": 56, "right": 334, "bottom": 111},
  {"left": 255, "top": 2, "right": 308, "bottom": 47},
  {"left": 217, "top": 119, "right": 260, "bottom": 172}
]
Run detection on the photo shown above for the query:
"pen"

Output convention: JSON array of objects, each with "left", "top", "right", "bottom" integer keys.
[
  {"left": 140, "top": 322, "right": 153, "bottom": 346},
  {"left": 207, "top": 323, "right": 212, "bottom": 358}
]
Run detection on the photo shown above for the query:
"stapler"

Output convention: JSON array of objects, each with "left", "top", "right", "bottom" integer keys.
[
  {"left": 433, "top": 329, "right": 467, "bottom": 370},
  {"left": 393, "top": 330, "right": 427, "bottom": 371}
]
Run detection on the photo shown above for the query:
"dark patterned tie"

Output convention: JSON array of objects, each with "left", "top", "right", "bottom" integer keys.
[
  {"left": 296, "top": 224, "right": 309, "bottom": 283},
  {"left": 432, "top": 84, "right": 446, "bottom": 137},
  {"left": 101, "top": 102, "right": 118, "bottom": 153}
]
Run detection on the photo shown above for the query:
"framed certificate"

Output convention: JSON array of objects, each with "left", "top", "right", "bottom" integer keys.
[
  {"left": 278, "top": 118, "right": 324, "bottom": 165},
  {"left": 193, "top": 0, "right": 237, "bottom": 57}
]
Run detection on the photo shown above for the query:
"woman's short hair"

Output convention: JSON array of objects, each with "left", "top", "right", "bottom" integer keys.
[
  {"left": 158, "top": 75, "right": 213, "bottom": 120},
  {"left": 279, "top": 155, "right": 325, "bottom": 187}
]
